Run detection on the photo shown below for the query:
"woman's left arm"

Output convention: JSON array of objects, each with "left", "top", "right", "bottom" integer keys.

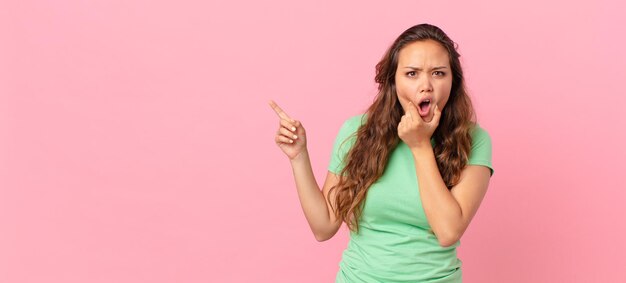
[{"left": 411, "top": 145, "right": 491, "bottom": 247}]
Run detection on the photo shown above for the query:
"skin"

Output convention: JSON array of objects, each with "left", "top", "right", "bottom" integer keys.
[
  {"left": 396, "top": 39, "right": 452, "bottom": 129},
  {"left": 269, "top": 40, "right": 491, "bottom": 246},
  {"left": 269, "top": 100, "right": 342, "bottom": 242},
  {"left": 397, "top": 40, "right": 492, "bottom": 246}
]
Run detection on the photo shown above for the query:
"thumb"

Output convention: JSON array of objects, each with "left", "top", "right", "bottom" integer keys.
[{"left": 407, "top": 101, "right": 420, "bottom": 121}]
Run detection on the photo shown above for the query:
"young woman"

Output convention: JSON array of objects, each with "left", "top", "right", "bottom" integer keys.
[{"left": 270, "top": 23, "right": 493, "bottom": 283}]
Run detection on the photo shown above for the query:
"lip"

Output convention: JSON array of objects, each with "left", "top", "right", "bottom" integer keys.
[
  {"left": 415, "top": 96, "right": 434, "bottom": 117},
  {"left": 417, "top": 96, "right": 433, "bottom": 105}
]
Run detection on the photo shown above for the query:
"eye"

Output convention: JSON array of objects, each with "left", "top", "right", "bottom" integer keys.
[
  {"left": 433, "top": 71, "right": 446, "bottom": 77},
  {"left": 406, "top": 71, "right": 416, "bottom": 77}
]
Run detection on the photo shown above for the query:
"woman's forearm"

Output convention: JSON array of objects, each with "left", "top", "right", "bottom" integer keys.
[
  {"left": 410, "top": 145, "right": 463, "bottom": 247},
  {"left": 289, "top": 150, "right": 336, "bottom": 241}
]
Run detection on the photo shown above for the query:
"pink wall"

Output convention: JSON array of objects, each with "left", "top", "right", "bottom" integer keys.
[{"left": 2, "top": 0, "right": 625, "bottom": 282}]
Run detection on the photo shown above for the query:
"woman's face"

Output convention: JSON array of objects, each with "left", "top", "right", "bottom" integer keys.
[{"left": 394, "top": 39, "right": 452, "bottom": 122}]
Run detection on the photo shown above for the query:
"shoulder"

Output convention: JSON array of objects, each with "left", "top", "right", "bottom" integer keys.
[
  {"left": 468, "top": 123, "right": 494, "bottom": 176},
  {"left": 328, "top": 114, "right": 367, "bottom": 173},
  {"left": 342, "top": 113, "right": 367, "bottom": 129},
  {"left": 331, "top": 114, "right": 366, "bottom": 150},
  {"left": 336, "top": 113, "right": 366, "bottom": 136},
  {"left": 470, "top": 123, "right": 492, "bottom": 146}
]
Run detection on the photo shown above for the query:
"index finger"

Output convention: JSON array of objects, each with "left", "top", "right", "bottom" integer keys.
[{"left": 268, "top": 100, "right": 293, "bottom": 121}]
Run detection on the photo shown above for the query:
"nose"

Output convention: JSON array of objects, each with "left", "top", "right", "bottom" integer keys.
[{"left": 418, "top": 75, "right": 433, "bottom": 93}]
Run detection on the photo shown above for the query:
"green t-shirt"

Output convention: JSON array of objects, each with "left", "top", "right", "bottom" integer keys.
[{"left": 328, "top": 114, "right": 494, "bottom": 283}]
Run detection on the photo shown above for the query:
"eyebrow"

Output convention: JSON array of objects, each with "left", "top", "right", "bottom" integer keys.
[{"left": 403, "top": 66, "right": 449, "bottom": 71}]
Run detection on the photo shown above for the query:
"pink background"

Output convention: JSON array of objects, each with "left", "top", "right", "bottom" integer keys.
[{"left": 2, "top": 0, "right": 625, "bottom": 282}]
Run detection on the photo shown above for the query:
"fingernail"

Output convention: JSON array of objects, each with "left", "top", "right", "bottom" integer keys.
[
  {"left": 289, "top": 139, "right": 294, "bottom": 143},
  {"left": 291, "top": 127, "right": 296, "bottom": 131},
  {"left": 293, "top": 135, "right": 298, "bottom": 139}
]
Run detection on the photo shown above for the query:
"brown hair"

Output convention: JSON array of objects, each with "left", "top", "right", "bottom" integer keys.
[{"left": 329, "top": 23, "right": 476, "bottom": 232}]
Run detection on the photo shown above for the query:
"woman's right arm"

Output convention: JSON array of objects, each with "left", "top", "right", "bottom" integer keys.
[
  {"left": 290, "top": 151, "right": 342, "bottom": 242},
  {"left": 270, "top": 100, "right": 343, "bottom": 241}
]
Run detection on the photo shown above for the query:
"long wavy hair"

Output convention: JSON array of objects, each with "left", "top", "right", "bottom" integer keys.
[{"left": 329, "top": 23, "right": 476, "bottom": 232}]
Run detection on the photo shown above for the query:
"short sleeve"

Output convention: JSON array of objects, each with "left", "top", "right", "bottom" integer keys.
[
  {"left": 328, "top": 115, "right": 363, "bottom": 174},
  {"left": 468, "top": 125, "right": 494, "bottom": 176}
]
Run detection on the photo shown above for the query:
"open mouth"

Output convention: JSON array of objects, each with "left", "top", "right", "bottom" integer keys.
[{"left": 418, "top": 99, "right": 431, "bottom": 116}]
